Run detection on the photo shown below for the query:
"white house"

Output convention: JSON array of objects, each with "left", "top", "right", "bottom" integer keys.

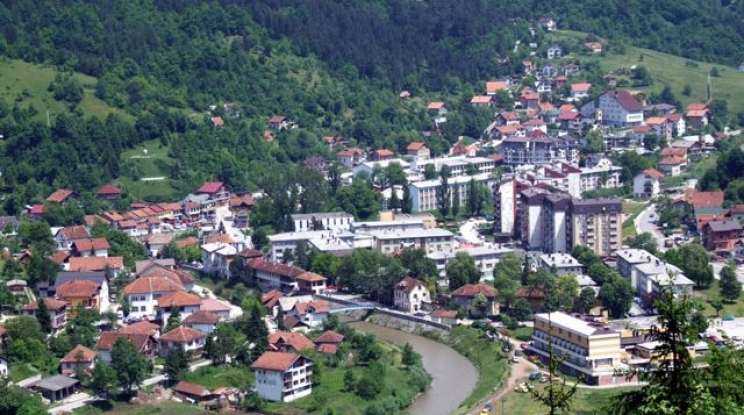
[
  {"left": 290, "top": 300, "right": 330, "bottom": 328},
  {"left": 183, "top": 310, "right": 222, "bottom": 334},
  {"left": 158, "top": 326, "right": 207, "bottom": 358},
  {"left": 291, "top": 212, "right": 354, "bottom": 232},
  {"left": 70, "top": 238, "right": 109, "bottom": 258},
  {"left": 55, "top": 226, "right": 90, "bottom": 250},
  {"left": 393, "top": 277, "right": 430, "bottom": 313},
  {"left": 200, "top": 242, "right": 238, "bottom": 278},
  {"left": 60, "top": 344, "right": 97, "bottom": 377},
  {"left": 156, "top": 291, "right": 202, "bottom": 322},
  {"left": 146, "top": 234, "right": 172, "bottom": 257},
  {"left": 123, "top": 276, "right": 185, "bottom": 320},
  {"left": 539, "top": 253, "right": 583, "bottom": 276},
  {"left": 546, "top": 45, "right": 562, "bottom": 59},
  {"left": 581, "top": 90, "right": 644, "bottom": 127},
  {"left": 633, "top": 168, "right": 665, "bottom": 198},
  {"left": 252, "top": 352, "right": 313, "bottom": 402}
]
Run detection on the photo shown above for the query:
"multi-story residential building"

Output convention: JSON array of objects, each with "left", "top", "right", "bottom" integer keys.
[
  {"left": 542, "top": 193, "right": 572, "bottom": 253},
  {"left": 569, "top": 198, "right": 622, "bottom": 256},
  {"left": 200, "top": 242, "right": 238, "bottom": 278},
  {"left": 531, "top": 312, "right": 626, "bottom": 385},
  {"left": 580, "top": 90, "right": 644, "bottom": 127},
  {"left": 407, "top": 173, "right": 493, "bottom": 213},
  {"left": 248, "top": 259, "right": 326, "bottom": 295},
  {"left": 123, "top": 276, "right": 185, "bottom": 320},
  {"left": 632, "top": 168, "right": 665, "bottom": 198},
  {"left": 500, "top": 133, "right": 580, "bottom": 166},
  {"left": 615, "top": 249, "right": 692, "bottom": 298},
  {"left": 519, "top": 188, "right": 549, "bottom": 250},
  {"left": 450, "top": 284, "right": 499, "bottom": 317},
  {"left": 156, "top": 291, "right": 202, "bottom": 322},
  {"left": 492, "top": 177, "right": 526, "bottom": 239},
  {"left": 267, "top": 230, "right": 355, "bottom": 262},
  {"left": 95, "top": 332, "right": 158, "bottom": 363},
  {"left": 158, "top": 326, "right": 206, "bottom": 358},
  {"left": 252, "top": 352, "right": 313, "bottom": 402},
  {"left": 371, "top": 228, "right": 454, "bottom": 255},
  {"left": 428, "top": 246, "right": 516, "bottom": 282},
  {"left": 393, "top": 277, "right": 431, "bottom": 313},
  {"left": 70, "top": 238, "right": 109, "bottom": 258},
  {"left": 703, "top": 220, "right": 743, "bottom": 252},
  {"left": 539, "top": 253, "right": 583, "bottom": 276},
  {"left": 291, "top": 212, "right": 354, "bottom": 232},
  {"left": 197, "top": 181, "right": 230, "bottom": 206},
  {"left": 579, "top": 160, "right": 623, "bottom": 195},
  {"left": 50, "top": 271, "right": 110, "bottom": 313},
  {"left": 22, "top": 298, "right": 68, "bottom": 332},
  {"left": 413, "top": 156, "right": 496, "bottom": 178},
  {"left": 353, "top": 219, "right": 425, "bottom": 235},
  {"left": 352, "top": 158, "right": 409, "bottom": 179},
  {"left": 55, "top": 226, "right": 91, "bottom": 250}
]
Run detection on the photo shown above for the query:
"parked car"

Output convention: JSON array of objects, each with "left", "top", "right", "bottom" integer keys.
[{"left": 529, "top": 371, "right": 542, "bottom": 381}]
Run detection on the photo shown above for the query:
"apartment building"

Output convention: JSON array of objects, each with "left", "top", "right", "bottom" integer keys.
[
  {"left": 291, "top": 212, "right": 354, "bottom": 232},
  {"left": 539, "top": 253, "right": 583, "bottom": 276},
  {"left": 569, "top": 198, "right": 622, "bottom": 256},
  {"left": 493, "top": 177, "right": 529, "bottom": 239},
  {"left": 531, "top": 312, "right": 626, "bottom": 385},
  {"left": 542, "top": 193, "right": 572, "bottom": 253},
  {"left": 519, "top": 188, "right": 550, "bottom": 250},
  {"left": 615, "top": 249, "right": 693, "bottom": 298},
  {"left": 371, "top": 228, "right": 454, "bottom": 255},
  {"left": 427, "top": 246, "right": 516, "bottom": 282},
  {"left": 252, "top": 352, "right": 313, "bottom": 402},
  {"left": 413, "top": 156, "right": 496, "bottom": 178},
  {"left": 408, "top": 173, "right": 493, "bottom": 213},
  {"left": 267, "top": 230, "right": 355, "bottom": 262}
]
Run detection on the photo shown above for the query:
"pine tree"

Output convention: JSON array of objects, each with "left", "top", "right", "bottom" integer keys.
[
  {"left": 165, "top": 306, "right": 182, "bottom": 332},
  {"left": 402, "top": 185, "right": 412, "bottom": 214},
  {"left": 35, "top": 298, "right": 52, "bottom": 334}
]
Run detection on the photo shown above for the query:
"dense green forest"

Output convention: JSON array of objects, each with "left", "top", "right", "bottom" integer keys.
[{"left": 1, "top": 0, "right": 744, "bottom": 210}]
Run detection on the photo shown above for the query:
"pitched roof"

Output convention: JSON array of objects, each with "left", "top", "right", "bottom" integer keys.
[
  {"left": 268, "top": 331, "right": 315, "bottom": 351},
  {"left": 642, "top": 168, "right": 665, "bottom": 179},
  {"left": 56, "top": 280, "right": 99, "bottom": 298},
  {"left": 146, "top": 233, "right": 172, "bottom": 245},
  {"left": 175, "top": 236, "right": 199, "bottom": 248},
  {"left": 371, "top": 149, "right": 394, "bottom": 157},
  {"left": 406, "top": 142, "right": 427, "bottom": 151},
  {"left": 470, "top": 95, "right": 493, "bottom": 104},
  {"left": 682, "top": 189, "right": 725, "bottom": 210},
  {"left": 29, "top": 204, "right": 45, "bottom": 215},
  {"left": 71, "top": 238, "right": 110, "bottom": 252},
  {"left": 174, "top": 381, "right": 211, "bottom": 397},
  {"left": 95, "top": 332, "right": 153, "bottom": 352},
  {"left": 430, "top": 309, "right": 458, "bottom": 318},
  {"left": 706, "top": 220, "right": 743, "bottom": 232},
  {"left": 210, "top": 116, "right": 224, "bottom": 127},
  {"left": 59, "top": 226, "right": 90, "bottom": 240},
  {"left": 183, "top": 310, "right": 221, "bottom": 325},
  {"left": 317, "top": 343, "right": 338, "bottom": 354},
  {"left": 51, "top": 250, "right": 71, "bottom": 265},
  {"left": 395, "top": 277, "right": 425, "bottom": 293},
  {"left": 269, "top": 115, "right": 286, "bottom": 123},
  {"left": 160, "top": 325, "right": 206, "bottom": 343},
  {"left": 198, "top": 182, "right": 224, "bottom": 194},
  {"left": 659, "top": 156, "right": 686, "bottom": 165},
  {"left": 571, "top": 82, "right": 592, "bottom": 92},
  {"left": 53, "top": 271, "right": 107, "bottom": 290},
  {"left": 314, "top": 330, "right": 344, "bottom": 345},
  {"left": 156, "top": 291, "right": 202, "bottom": 308},
  {"left": 97, "top": 185, "right": 122, "bottom": 195},
  {"left": 661, "top": 147, "right": 687, "bottom": 158},
  {"left": 516, "top": 286, "right": 546, "bottom": 300},
  {"left": 295, "top": 272, "right": 326, "bottom": 283},
  {"left": 46, "top": 189, "right": 75, "bottom": 203},
  {"left": 428, "top": 102, "right": 445, "bottom": 110},
  {"left": 607, "top": 90, "right": 643, "bottom": 111},
  {"left": 238, "top": 248, "right": 264, "bottom": 259},
  {"left": 205, "top": 233, "right": 235, "bottom": 244},
  {"left": 22, "top": 298, "right": 67, "bottom": 311},
  {"left": 248, "top": 259, "right": 305, "bottom": 278},
  {"left": 60, "top": 344, "right": 97, "bottom": 363},
  {"left": 200, "top": 298, "right": 232, "bottom": 313},
  {"left": 486, "top": 81, "right": 508, "bottom": 94},
  {"left": 119, "top": 320, "right": 160, "bottom": 336},
  {"left": 282, "top": 315, "right": 308, "bottom": 330},
  {"left": 124, "top": 276, "right": 184, "bottom": 295},
  {"left": 135, "top": 259, "right": 176, "bottom": 275},
  {"left": 68, "top": 256, "right": 123, "bottom": 272},
  {"left": 451, "top": 284, "right": 497, "bottom": 298},
  {"left": 251, "top": 351, "right": 301, "bottom": 371},
  {"left": 293, "top": 300, "right": 330, "bottom": 315}
]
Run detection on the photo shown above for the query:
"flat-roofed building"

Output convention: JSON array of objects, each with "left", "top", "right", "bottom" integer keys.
[
  {"left": 531, "top": 312, "right": 626, "bottom": 385},
  {"left": 371, "top": 228, "right": 454, "bottom": 255},
  {"left": 291, "top": 212, "right": 354, "bottom": 232},
  {"left": 569, "top": 198, "right": 622, "bottom": 256},
  {"left": 539, "top": 253, "right": 583, "bottom": 276}
]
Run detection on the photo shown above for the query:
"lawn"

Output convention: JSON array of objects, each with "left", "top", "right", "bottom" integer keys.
[
  {"left": 621, "top": 201, "right": 647, "bottom": 239},
  {"left": 73, "top": 400, "right": 209, "bottom": 415},
  {"left": 181, "top": 365, "right": 254, "bottom": 391},
  {"left": 0, "top": 58, "right": 127, "bottom": 121},
  {"left": 550, "top": 30, "right": 744, "bottom": 116},
  {"left": 693, "top": 280, "right": 744, "bottom": 318},
  {"left": 495, "top": 384, "right": 636, "bottom": 415},
  {"left": 512, "top": 326, "right": 534, "bottom": 342},
  {"left": 118, "top": 139, "right": 180, "bottom": 201}
]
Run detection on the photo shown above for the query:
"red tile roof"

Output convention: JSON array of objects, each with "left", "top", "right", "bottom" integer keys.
[
  {"left": 571, "top": 82, "right": 592, "bottom": 92},
  {"left": 29, "top": 204, "right": 45, "bottom": 215},
  {"left": 124, "top": 276, "right": 184, "bottom": 295},
  {"left": 371, "top": 149, "right": 394, "bottom": 157},
  {"left": 395, "top": 277, "right": 425, "bottom": 293},
  {"left": 61, "top": 344, "right": 97, "bottom": 363},
  {"left": 293, "top": 300, "right": 330, "bottom": 315},
  {"left": 198, "top": 182, "right": 224, "bottom": 194},
  {"left": 175, "top": 237, "right": 199, "bottom": 248},
  {"left": 296, "top": 272, "right": 326, "bottom": 283},
  {"left": 46, "top": 189, "right": 75, "bottom": 203},
  {"left": 317, "top": 343, "right": 338, "bottom": 354},
  {"left": 96, "top": 332, "right": 153, "bottom": 352},
  {"left": 22, "top": 298, "right": 68, "bottom": 311},
  {"left": 268, "top": 331, "right": 315, "bottom": 351},
  {"left": 210, "top": 116, "right": 224, "bottom": 127},
  {"left": 269, "top": 115, "right": 287, "bottom": 123},
  {"left": 71, "top": 238, "right": 110, "bottom": 252},
  {"left": 427, "top": 102, "right": 445, "bottom": 110},
  {"left": 451, "top": 284, "right": 497, "bottom": 298},
  {"left": 315, "top": 330, "right": 344, "bottom": 345},
  {"left": 608, "top": 90, "right": 643, "bottom": 111},
  {"left": 661, "top": 148, "right": 687, "bottom": 158},
  {"left": 642, "top": 168, "right": 665, "bottom": 180},
  {"left": 183, "top": 310, "right": 221, "bottom": 325},
  {"left": 683, "top": 189, "right": 725, "bottom": 209},
  {"left": 261, "top": 289, "right": 283, "bottom": 309},
  {"left": 516, "top": 286, "right": 546, "bottom": 300},
  {"left": 97, "top": 185, "right": 122, "bottom": 195},
  {"left": 470, "top": 96, "right": 493, "bottom": 104},
  {"left": 56, "top": 280, "right": 99, "bottom": 298},
  {"left": 248, "top": 259, "right": 305, "bottom": 278},
  {"left": 430, "top": 309, "right": 458, "bottom": 319},
  {"left": 68, "top": 256, "right": 123, "bottom": 272},
  {"left": 659, "top": 156, "right": 685, "bottom": 165},
  {"left": 59, "top": 226, "right": 90, "bottom": 240},
  {"left": 160, "top": 325, "right": 206, "bottom": 343},
  {"left": 156, "top": 291, "right": 202, "bottom": 308},
  {"left": 119, "top": 321, "right": 160, "bottom": 336},
  {"left": 200, "top": 298, "right": 232, "bottom": 313},
  {"left": 486, "top": 81, "right": 508, "bottom": 94},
  {"left": 406, "top": 142, "right": 426, "bottom": 151},
  {"left": 205, "top": 233, "right": 235, "bottom": 244},
  {"left": 251, "top": 351, "right": 301, "bottom": 371},
  {"left": 51, "top": 250, "right": 71, "bottom": 265},
  {"left": 174, "top": 381, "right": 210, "bottom": 397}
]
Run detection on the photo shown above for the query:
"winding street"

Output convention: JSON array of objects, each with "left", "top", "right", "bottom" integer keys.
[{"left": 634, "top": 203, "right": 666, "bottom": 252}]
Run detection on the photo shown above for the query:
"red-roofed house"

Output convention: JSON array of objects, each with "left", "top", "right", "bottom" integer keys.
[
  {"left": 159, "top": 326, "right": 206, "bottom": 357},
  {"left": 268, "top": 331, "right": 316, "bottom": 352},
  {"left": 96, "top": 332, "right": 158, "bottom": 363},
  {"left": 173, "top": 381, "right": 213, "bottom": 403},
  {"left": 520, "top": 92, "right": 541, "bottom": 109},
  {"left": 46, "top": 189, "right": 76, "bottom": 204},
  {"left": 96, "top": 185, "right": 122, "bottom": 202},
  {"left": 268, "top": 115, "right": 290, "bottom": 131},
  {"left": 571, "top": 82, "right": 592, "bottom": 99},
  {"left": 124, "top": 276, "right": 185, "bottom": 320},
  {"left": 486, "top": 81, "right": 509, "bottom": 95},
  {"left": 70, "top": 238, "right": 109, "bottom": 258},
  {"left": 295, "top": 272, "right": 327, "bottom": 295},
  {"left": 22, "top": 298, "right": 68, "bottom": 332},
  {"left": 368, "top": 149, "right": 394, "bottom": 161},
  {"left": 581, "top": 90, "right": 644, "bottom": 127},
  {"left": 251, "top": 352, "right": 313, "bottom": 402},
  {"left": 633, "top": 168, "right": 665, "bottom": 198},
  {"left": 450, "top": 284, "right": 498, "bottom": 317},
  {"left": 686, "top": 107, "right": 709, "bottom": 128},
  {"left": 210, "top": 116, "right": 224, "bottom": 127},
  {"left": 290, "top": 300, "right": 330, "bottom": 328},
  {"left": 68, "top": 257, "right": 124, "bottom": 278},
  {"left": 406, "top": 142, "right": 430, "bottom": 160},
  {"left": 197, "top": 181, "right": 229, "bottom": 206},
  {"left": 658, "top": 156, "right": 687, "bottom": 177},
  {"left": 704, "top": 220, "right": 743, "bottom": 251},
  {"left": 336, "top": 147, "right": 366, "bottom": 169},
  {"left": 56, "top": 226, "right": 91, "bottom": 250},
  {"left": 470, "top": 95, "right": 493, "bottom": 108},
  {"left": 393, "top": 277, "right": 430, "bottom": 313},
  {"left": 430, "top": 309, "right": 458, "bottom": 326},
  {"left": 314, "top": 330, "right": 344, "bottom": 354},
  {"left": 183, "top": 310, "right": 221, "bottom": 334},
  {"left": 60, "top": 344, "right": 97, "bottom": 377},
  {"left": 156, "top": 291, "right": 202, "bottom": 321},
  {"left": 584, "top": 42, "right": 603, "bottom": 53}
]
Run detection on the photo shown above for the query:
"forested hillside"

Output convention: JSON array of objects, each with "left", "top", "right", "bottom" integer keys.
[{"left": 506, "top": 0, "right": 744, "bottom": 66}]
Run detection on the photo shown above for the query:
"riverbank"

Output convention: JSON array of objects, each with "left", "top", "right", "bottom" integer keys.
[{"left": 352, "top": 313, "right": 510, "bottom": 415}]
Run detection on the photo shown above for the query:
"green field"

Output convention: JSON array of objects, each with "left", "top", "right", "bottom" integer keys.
[
  {"left": 550, "top": 30, "right": 744, "bottom": 117},
  {"left": 73, "top": 400, "right": 209, "bottom": 415},
  {"left": 118, "top": 140, "right": 180, "bottom": 201},
  {"left": 181, "top": 365, "right": 254, "bottom": 391},
  {"left": 622, "top": 202, "right": 647, "bottom": 239},
  {"left": 0, "top": 58, "right": 127, "bottom": 121},
  {"left": 495, "top": 384, "right": 637, "bottom": 415},
  {"left": 694, "top": 280, "right": 744, "bottom": 318}
]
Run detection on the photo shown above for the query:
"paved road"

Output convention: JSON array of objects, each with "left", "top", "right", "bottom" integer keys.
[
  {"left": 48, "top": 393, "right": 97, "bottom": 414},
  {"left": 634, "top": 203, "right": 666, "bottom": 252},
  {"left": 214, "top": 205, "right": 251, "bottom": 249}
]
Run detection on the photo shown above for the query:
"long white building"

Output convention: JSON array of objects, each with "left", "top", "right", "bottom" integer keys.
[{"left": 409, "top": 173, "right": 494, "bottom": 213}]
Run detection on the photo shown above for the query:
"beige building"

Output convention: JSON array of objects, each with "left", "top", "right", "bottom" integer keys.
[
  {"left": 372, "top": 228, "right": 454, "bottom": 255},
  {"left": 569, "top": 199, "right": 622, "bottom": 256},
  {"left": 531, "top": 312, "right": 628, "bottom": 385}
]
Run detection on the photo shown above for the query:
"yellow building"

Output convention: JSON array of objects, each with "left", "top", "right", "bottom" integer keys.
[
  {"left": 55, "top": 280, "right": 102, "bottom": 316},
  {"left": 531, "top": 312, "right": 628, "bottom": 386}
]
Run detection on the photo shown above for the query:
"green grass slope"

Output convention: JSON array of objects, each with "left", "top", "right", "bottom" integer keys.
[
  {"left": 118, "top": 140, "right": 179, "bottom": 202},
  {"left": 552, "top": 30, "right": 744, "bottom": 117},
  {"left": 0, "top": 58, "right": 127, "bottom": 121}
]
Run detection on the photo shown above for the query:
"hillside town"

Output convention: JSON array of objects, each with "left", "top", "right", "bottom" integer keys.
[{"left": 1, "top": 16, "right": 744, "bottom": 415}]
